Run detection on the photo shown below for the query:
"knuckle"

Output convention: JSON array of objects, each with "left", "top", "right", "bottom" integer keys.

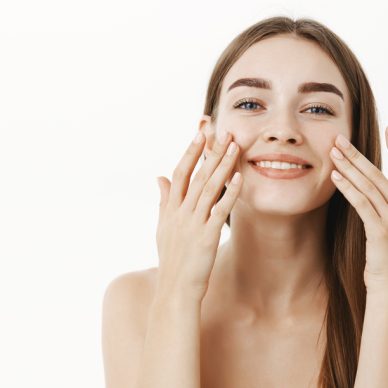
[
  {"left": 370, "top": 168, "right": 382, "bottom": 182},
  {"left": 194, "top": 169, "right": 207, "bottom": 185},
  {"left": 355, "top": 194, "right": 368, "bottom": 207},
  {"left": 211, "top": 145, "right": 225, "bottom": 158},
  {"left": 186, "top": 144, "right": 197, "bottom": 156},
  {"left": 348, "top": 147, "right": 359, "bottom": 160},
  {"left": 363, "top": 181, "right": 375, "bottom": 194},
  {"left": 203, "top": 182, "right": 216, "bottom": 196},
  {"left": 212, "top": 204, "right": 229, "bottom": 219},
  {"left": 343, "top": 161, "right": 353, "bottom": 172},
  {"left": 172, "top": 167, "right": 185, "bottom": 181}
]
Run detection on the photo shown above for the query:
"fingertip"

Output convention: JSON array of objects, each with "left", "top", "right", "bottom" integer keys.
[{"left": 231, "top": 172, "right": 241, "bottom": 185}]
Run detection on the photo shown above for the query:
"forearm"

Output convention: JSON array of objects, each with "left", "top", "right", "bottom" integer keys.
[
  {"left": 136, "top": 293, "right": 202, "bottom": 388},
  {"left": 354, "top": 291, "right": 388, "bottom": 388}
]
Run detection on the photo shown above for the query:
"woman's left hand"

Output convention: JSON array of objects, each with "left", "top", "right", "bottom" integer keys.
[{"left": 329, "top": 127, "right": 388, "bottom": 295}]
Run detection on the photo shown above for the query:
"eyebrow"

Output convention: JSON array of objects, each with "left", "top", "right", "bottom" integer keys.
[{"left": 227, "top": 77, "right": 344, "bottom": 101}]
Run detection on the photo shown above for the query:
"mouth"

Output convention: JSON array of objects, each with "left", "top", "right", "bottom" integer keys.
[
  {"left": 248, "top": 161, "right": 313, "bottom": 179},
  {"left": 248, "top": 161, "right": 313, "bottom": 169}
]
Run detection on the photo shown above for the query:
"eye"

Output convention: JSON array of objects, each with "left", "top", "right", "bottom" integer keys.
[
  {"left": 233, "top": 99, "right": 335, "bottom": 116},
  {"left": 233, "top": 98, "right": 262, "bottom": 111},
  {"left": 304, "top": 104, "right": 334, "bottom": 116}
]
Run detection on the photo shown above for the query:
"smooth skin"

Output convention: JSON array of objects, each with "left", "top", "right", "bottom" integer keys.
[
  {"left": 198, "top": 34, "right": 353, "bottom": 325},
  {"left": 154, "top": 128, "right": 242, "bottom": 302},
  {"left": 101, "top": 33, "right": 376, "bottom": 388},
  {"left": 102, "top": 130, "right": 243, "bottom": 388}
]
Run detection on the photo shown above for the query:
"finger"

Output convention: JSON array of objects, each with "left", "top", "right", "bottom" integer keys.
[
  {"left": 156, "top": 176, "right": 170, "bottom": 209},
  {"left": 168, "top": 131, "right": 206, "bottom": 207},
  {"left": 334, "top": 134, "right": 388, "bottom": 202},
  {"left": 331, "top": 169, "right": 381, "bottom": 233},
  {"left": 156, "top": 176, "right": 171, "bottom": 230},
  {"left": 385, "top": 126, "right": 388, "bottom": 148},
  {"left": 194, "top": 141, "right": 240, "bottom": 223},
  {"left": 330, "top": 145, "right": 387, "bottom": 218},
  {"left": 206, "top": 171, "right": 242, "bottom": 231},
  {"left": 181, "top": 130, "right": 232, "bottom": 212}
]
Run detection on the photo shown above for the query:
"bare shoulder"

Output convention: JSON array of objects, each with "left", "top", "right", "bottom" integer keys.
[
  {"left": 102, "top": 266, "right": 159, "bottom": 335},
  {"left": 101, "top": 267, "right": 158, "bottom": 388}
]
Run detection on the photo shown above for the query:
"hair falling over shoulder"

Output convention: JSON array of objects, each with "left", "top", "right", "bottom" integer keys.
[{"left": 202, "top": 16, "right": 382, "bottom": 388}]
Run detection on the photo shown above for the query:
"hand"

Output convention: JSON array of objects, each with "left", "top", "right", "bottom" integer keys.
[
  {"left": 155, "top": 129, "right": 242, "bottom": 301},
  {"left": 329, "top": 127, "right": 388, "bottom": 294}
]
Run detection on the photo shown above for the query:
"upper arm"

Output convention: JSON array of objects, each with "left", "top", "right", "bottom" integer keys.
[{"left": 102, "top": 269, "right": 156, "bottom": 388}]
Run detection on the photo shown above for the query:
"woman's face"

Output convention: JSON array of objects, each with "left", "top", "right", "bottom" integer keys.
[{"left": 202, "top": 34, "right": 352, "bottom": 216}]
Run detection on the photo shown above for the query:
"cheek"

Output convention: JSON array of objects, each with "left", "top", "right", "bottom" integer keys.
[
  {"left": 320, "top": 151, "right": 337, "bottom": 179},
  {"left": 327, "top": 122, "right": 352, "bottom": 171},
  {"left": 311, "top": 131, "right": 339, "bottom": 166},
  {"left": 216, "top": 113, "right": 242, "bottom": 131},
  {"left": 215, "top": 122, "right": 253, "bottom": 151},
  {"left": 323, "top": 143, "right": 335, "bottom": 164}
]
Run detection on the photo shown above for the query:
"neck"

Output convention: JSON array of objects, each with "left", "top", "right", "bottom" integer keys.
[{"left": 212, "top": 202, "right": 330, "bottom": 322}]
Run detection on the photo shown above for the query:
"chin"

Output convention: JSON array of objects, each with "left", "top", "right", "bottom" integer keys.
[
  {"left": 253, "top": 200, "right": 318, "bottom": 216},
  {"left": 237, "top": 182, "right": 336, "bottom": 216}
]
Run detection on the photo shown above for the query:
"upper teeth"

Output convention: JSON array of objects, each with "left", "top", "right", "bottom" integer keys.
[{"left": 253, "top": 161, "right": 307, "bottom": 169}]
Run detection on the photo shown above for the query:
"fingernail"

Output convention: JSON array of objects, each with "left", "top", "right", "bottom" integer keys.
[
  {"left": 227, "top": 142, "right": 237, "bottom": 155},
  {"left": 232, "top": 172, "right": 241, "bottom": 184},
  {"left": 332, "top": 170, "right": 342, "bottom": 180},
  {"left": 331, "top": 147, "right": 344, "bottom": 159}
]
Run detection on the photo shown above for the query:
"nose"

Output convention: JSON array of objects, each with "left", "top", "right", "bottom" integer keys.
[
  {"left": 264, "top": 129, "right": 303, "bottom": 145},
  {"left": 262, "top": 114, "right": 303, "bottom": 145}
]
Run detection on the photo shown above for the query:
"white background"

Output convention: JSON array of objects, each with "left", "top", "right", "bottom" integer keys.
[{"left": 0, "top": 0, "right": 387, "bottom": 387}]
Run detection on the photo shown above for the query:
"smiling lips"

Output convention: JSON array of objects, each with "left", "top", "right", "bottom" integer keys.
[
  {"left": 249, "top": 161, "right": 313, "bottom": 179},
  {"left": 247, "top": 153, "right": 313, "bottom": 179},
  {"left": 248, "top": 153, "right": 313, "bottom": 167}
]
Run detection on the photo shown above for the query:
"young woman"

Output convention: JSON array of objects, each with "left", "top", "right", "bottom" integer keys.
[{"left": 102, "top": 16, "right": 388, "bottom": 388}]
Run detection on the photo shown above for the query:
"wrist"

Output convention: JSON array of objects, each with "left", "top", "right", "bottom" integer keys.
[
  {"left": 366, "top": 286, "right": 388, "bottom": 305},
  {"left": 152, "top": 289, "right": 203, "bottom": 312},
  {"left": 154, "top": 278, "right": 208, "bottom": 306},
  {"left": 364, "top": 271, "right": 388, "bottom": 297}
]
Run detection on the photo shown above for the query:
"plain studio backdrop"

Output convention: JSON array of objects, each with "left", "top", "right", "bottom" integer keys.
[{"left": 0, "top": 0, "right": 387, "bottom": 387}]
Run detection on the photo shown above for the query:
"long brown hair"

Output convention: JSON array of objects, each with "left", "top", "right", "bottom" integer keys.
[{"left": 203, "top": 16, "right": 382, "bottom": 387}]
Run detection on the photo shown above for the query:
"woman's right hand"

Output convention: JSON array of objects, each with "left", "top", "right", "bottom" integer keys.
[{"left": 155, "top": 129, "right": 242, "bottom": 302}]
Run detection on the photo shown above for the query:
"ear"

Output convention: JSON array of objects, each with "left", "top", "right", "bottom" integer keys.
[{"left": 198, "top": 114, "right": 216, "bottom": 159}]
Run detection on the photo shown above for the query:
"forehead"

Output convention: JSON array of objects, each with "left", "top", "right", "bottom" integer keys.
[{"left": 221, "top": 35, "right": 349, "bottom": 101}]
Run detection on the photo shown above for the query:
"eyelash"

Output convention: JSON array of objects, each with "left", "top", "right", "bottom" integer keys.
[{"left": 233, "top": 98, "right": 335, "bottom": 116}]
